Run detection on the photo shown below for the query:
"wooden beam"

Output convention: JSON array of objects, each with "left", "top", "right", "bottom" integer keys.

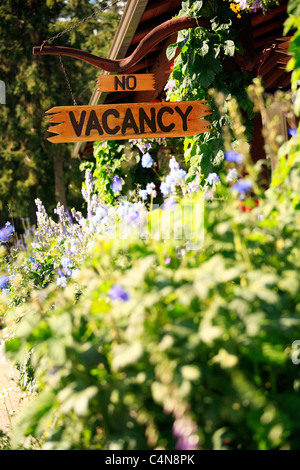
[
  {"left": 133, "top": 34, "right": 179, "bottom": 103},
  {"left": 33, "top": 16, "right": 210, "bottom": 72},
  {"left": 140, "top": 0, "right": 182, "bottom": 23}
]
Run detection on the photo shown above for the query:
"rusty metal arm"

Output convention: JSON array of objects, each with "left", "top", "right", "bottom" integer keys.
[{"left": 33, "top": 16, "right": 211, "bottom": 72}]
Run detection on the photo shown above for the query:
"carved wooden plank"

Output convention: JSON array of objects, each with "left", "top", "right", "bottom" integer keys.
[
  {"left": 97, "top": 74, "right": 156, "bottom": 92},
  {"left": 46, "top": 101, "right": 212, "bottom": 144}
]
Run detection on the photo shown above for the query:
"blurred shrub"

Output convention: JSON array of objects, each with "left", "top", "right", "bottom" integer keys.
[{"left": 1, "top": 140, "right": 300, "bottom": 449}]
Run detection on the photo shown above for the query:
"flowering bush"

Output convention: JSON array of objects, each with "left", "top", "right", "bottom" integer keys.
[
  {"left": 0, "top": 119, "right": 299, "bottom": 449},
  {"left": 0, "top": 0, "right": 299, "bottom": 452}
]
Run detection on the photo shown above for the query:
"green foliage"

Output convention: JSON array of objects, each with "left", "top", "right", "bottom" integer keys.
[
  {"left": 285, "top": 0, "right": 300, "bottom": 116},
  {"left": 89, "top": 137, "right": 185, "bottom": 203},
  {"left": 82, "top": 140, "right": 128, "bottom": 204},
  {"left": 0, "top": 0, "right": 120, "bottom": 225},
  {"left": 166, "top": 0, "right": 255, "bottom": 179},
  {"left": 2, "top": 141, "right": 300, "bottom": 449}
]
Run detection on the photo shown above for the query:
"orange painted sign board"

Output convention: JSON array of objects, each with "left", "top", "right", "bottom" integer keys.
[
  {"left": 46, "top": 101, "right": 212, "bottom": 143},
  {"left": 97, "top": 74, "right": 156, "bottom": 92}
]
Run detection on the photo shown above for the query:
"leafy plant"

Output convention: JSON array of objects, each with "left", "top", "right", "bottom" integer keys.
[{"left": 166, "top": 0, "right": 255, "bottom": 180}]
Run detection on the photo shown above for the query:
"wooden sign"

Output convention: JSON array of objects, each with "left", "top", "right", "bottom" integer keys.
[
  {"left": 97, "top": 74, "right": 156, "bottom": 92},
  {"left": 46, "top": 101, "right": 211, "bottom": 143}
]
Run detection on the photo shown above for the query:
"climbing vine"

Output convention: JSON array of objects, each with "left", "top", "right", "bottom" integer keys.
[
  {"left": 89, "top": 0, "right": 282, "bottom": 195},
  {"left": 165, "top": 0, "right": 258, "bottom": 180}
]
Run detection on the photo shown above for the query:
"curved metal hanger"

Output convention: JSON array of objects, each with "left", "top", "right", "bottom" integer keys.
[{"left": 33, "top": 16, "right": 211, "bottom": 73}]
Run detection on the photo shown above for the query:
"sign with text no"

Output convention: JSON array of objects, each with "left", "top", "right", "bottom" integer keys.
[
  {"left": 46, "top": 101, "right": 212, "bottom": 143},
  {"left": 97, "top": 74, "right": 156, "bottom": 92}
]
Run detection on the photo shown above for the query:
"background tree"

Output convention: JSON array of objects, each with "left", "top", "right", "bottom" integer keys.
[{"left": 0, "top": 0, "right": 121, "bottom": 228}]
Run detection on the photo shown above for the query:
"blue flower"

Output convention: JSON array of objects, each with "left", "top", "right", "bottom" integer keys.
[
  {"left": 288, "top": 128, "right": 298, "bottom": 137},
  {"left": 29, "top": 256, "right": 35, "bottom": 263},
  {"left": 139, "top": 189, "right": 148, "bottom": 200},
  {"left": 95, "top": 206, "right": 107, "bottom": 219},
  {"left": 141, "top": 152, "right": 154, "bottom": 168},
  {"left": 111, "top": 175, "right": 123, "bottom": 194},
  {"left": 207, "top": 173, "right": 220, "bottom": 185},
  {"left": 232, "top": 179, "right": 252, "bottom": 194},
  {"left": 56, "top": 276, "right": 67, "bottom": 288},
  {"left": 0, "top": 275, "right": 9, "bottom": 290},
  {"left": 173, "top": 168, "right": 187, "bottom": 181},
  {"left": 225, "top": 149, "right": 244, "bottom": 164},
  {"left": 108, "top": 284, "right": 129, "bottom": 302}
]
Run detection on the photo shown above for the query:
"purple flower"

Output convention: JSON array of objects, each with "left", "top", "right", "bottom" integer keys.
[
  {"left": 207, "top": 172, "right": 220, "bottom": 185},
  {"left": 111, "top": 175, "right": 123, "bottom": 194},
  {"left": 34, "top": 262, "right": 41, "bottom": 270},
  {"left": 0, "top": 275, "right": 9, "bottom": 290},
  {"left": 175, "top": 435, "right": 199, "bottom": 451},
  {"left": 165, "top": 79, "right": 175, "bottom": 93},
  {"left": 58, "top": 268, "right": 72, "bottom": 278},
  {"left": 250, "top": 0, "right": 262, "bottom": 12},
  {"left": 124, "top": 208, "right": 140, "bottom": 224},
  {"left": 172, "top": 415, "right": 199, "bottom": 451},
  {"left": 226, "top": 168, "right": 238, "bottom": 182},
  {"left": 225, "top": 149, "right": 244, "bottom": 164},
  {"left": 141, "top": 152, "right": 154, "bottom": 168},
  {"left": 232, "top": 179, "right": 252, "bottom": 194},
  {"left": 0, "top": 223, "right": 14, "bottom": 243},
  {"left": 108, "top": 284, "right": 129, "bottom": 302},
  {"left": 164, "top": 257, "right": 172, "bottom": 265},
  {"left": 61, "top": 256, "right": 73, "bottom": 268}
]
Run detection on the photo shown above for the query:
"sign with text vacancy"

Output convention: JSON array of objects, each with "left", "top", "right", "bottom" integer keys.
[
  {"left": 46, "top": 101, "right": 212, "bottom": 143},
  {"left": 97, "top": 74, "right": 156, "bottom": 92}
]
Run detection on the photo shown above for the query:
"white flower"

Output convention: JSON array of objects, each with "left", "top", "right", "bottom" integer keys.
[{"left": 1, "top": 390, "right": 8, "bottom": 399}]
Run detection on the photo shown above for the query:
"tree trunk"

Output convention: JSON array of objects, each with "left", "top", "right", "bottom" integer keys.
[{"left": 53, "top": 152, "right": 67, "bottom": 208}]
